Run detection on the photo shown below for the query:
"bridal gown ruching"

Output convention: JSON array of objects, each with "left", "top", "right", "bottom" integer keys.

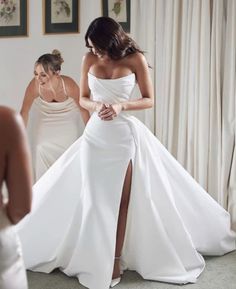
[
  {"left": 27, "top": 79, "right": 84, "bottom": 181},
  {"left": 17, "top": 73, "right": 236, "bottom": 289}
]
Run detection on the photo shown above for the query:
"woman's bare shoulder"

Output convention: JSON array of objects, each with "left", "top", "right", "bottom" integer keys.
[
  {"left": 25, "top": 78, "right": 38, "bottom": 97},
  {"left": 127, "top": 52, "right": 146, "bottom": 65},
  {"left": 83, "top": 51, "right": 97, "bottom": 62},
  {"left": 61, "top": 75, "right": 77, "bottom": 84},
  {"left": 80, "top": 52, "right": 97, "bottom": 78},
  {"left": 61, "top": 75, "right": 79, "bottom": 91},
  {"left": 0, "top": 106, "right": 23, "bottom": 136},
  {"left": 82, "top": 52, "right": 97, "bottom": 68},
  {"left": 126, "top": 52, "right": 149, "bottom": 74},
  {"left": 0, "top": 106, "right": 15, "bottom": 119}
]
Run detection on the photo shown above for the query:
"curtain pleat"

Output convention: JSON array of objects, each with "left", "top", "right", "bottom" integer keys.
[
  {"left": 221, "top": 0, "right": 236, "bottom": 230},
  {"left": 208, "top": 0, "right": 224, "bottom": 203},
  {"left": 130, "top": 0, "right": 156, "bottom": 132}
]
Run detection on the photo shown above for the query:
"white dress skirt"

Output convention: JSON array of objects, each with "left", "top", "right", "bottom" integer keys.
[
  {"left": 0, "top": 209, "right": 28, "bottom": 289},
  {"left": 28, "top": 95, "right": 84, "bottom": 181},
  {"left": 17, "top": 73, "right": 236, "bottom": 289}
]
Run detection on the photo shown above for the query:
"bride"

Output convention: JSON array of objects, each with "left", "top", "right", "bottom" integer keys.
[{"left": 17, "top": 16, "right": 236, "bottom": 289}]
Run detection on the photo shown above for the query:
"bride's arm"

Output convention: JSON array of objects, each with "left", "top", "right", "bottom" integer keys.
[
  {"left": 79, "top": 53, "right": 103, "bottom": 112},
  {"left": 121, "top": 52, "right": 154, "bottom": 111}
]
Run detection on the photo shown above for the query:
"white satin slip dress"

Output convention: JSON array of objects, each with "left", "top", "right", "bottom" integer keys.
[
  {"left": 17, "top": 73, "right": 236, "bottom": 289},
  {"left": 28, "top": 77, "right": 84, "bottom": 181}
]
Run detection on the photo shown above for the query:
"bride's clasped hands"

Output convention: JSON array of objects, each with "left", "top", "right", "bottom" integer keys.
[{"left": 97, "top": 103, "right": 123, "bottom": 121}]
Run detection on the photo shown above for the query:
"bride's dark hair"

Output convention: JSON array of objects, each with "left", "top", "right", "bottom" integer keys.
[{"left": 85, "top": 16, "right": 143, "bottom": 60}]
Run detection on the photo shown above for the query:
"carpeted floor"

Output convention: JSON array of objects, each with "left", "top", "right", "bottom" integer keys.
[{"left": 28, "top": 250, "right": 236, "bottom": 289}]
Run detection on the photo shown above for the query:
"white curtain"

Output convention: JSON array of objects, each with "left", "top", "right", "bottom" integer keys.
[
  {"left": 131, "top": 0, "right": 235, "bottom": 230},
  {"left": 155, "top": 0, "right": 211, "bottom": 186},
  {"left": 131, "top": 0, "right": 156, "bottom": 132},
  {"left": 221, "top": 0, "right": 236, "bottom": 231}
]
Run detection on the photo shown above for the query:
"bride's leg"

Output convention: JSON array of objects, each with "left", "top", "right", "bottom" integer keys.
[{"left": 112, "top": 161, "right": 132, "bottom": 279}]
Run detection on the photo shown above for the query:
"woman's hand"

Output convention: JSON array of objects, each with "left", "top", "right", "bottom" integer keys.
[{"left": 98, "top": 103, "right": 122, "bottom": 121}]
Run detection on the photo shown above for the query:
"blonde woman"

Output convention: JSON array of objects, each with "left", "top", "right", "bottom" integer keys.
[{"left": 20, "top": 50, "right": 90, "bottom": 181}]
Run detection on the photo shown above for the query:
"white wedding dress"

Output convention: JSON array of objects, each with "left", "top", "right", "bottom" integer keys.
[
  {"left": 17, "top": 73, "right": 236, "bottom": 289},
  {"left": 27, "top": 79, "right": 84, "bottom": 181}
]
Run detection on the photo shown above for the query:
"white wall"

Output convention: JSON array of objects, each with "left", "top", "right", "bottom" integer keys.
[
  {"left": 0, "top": 0, "right": 102, "bottom": 110},
  {"left": 0, "top": 0, "right": 155, "bottom": 132}
]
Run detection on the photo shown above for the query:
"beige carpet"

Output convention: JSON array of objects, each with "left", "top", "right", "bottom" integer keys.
[{"left": 28, "top": 250, "right": 236, "bottom": 289}]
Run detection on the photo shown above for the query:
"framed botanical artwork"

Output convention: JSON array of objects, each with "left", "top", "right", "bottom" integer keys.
[
  {"left": 43, "top": 0, "right": 79, "bottom": 34},
  {"left": 102, "top": 0, "right": 130, "bottom": 33},
  {"left": 0, "top": 0, "right": 28, "bottom": 37}
]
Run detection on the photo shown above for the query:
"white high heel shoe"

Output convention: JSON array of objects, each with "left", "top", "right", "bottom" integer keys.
[
  {"left": 110, "top": 256, "right": 121, "bottom": 287},
  {"left": 110, "top": 277, "right": 121, "bottom": 288}
]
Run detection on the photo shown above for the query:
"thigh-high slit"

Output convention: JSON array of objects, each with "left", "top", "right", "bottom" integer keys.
[{"left": 113, "top": 160, "right": 132, "bottom": 278}]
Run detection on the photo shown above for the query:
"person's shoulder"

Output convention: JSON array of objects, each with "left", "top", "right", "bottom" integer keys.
[
  {"left": 25, "top": 78, "right": 38, "bottom": 96},
  {"left": 61, "top": 75, "right": 79, "bottom": 88},
  {"left": 126, "top": 52, "right": 149, "bottom": 73},
  {"left": 82, "top": 51, "right": 97, "bottom": 65},
  {"left": 0, "top": 106, "right": 23, "bottom": 136},
  {"left": 0, "top": 106, "right": 17, "bottom": 121},
  {"left": 127, "top": 52, "right": 146, "bottom": 63},
  {"left": 27, "top": 78, "right": 37, "bottom": 88},
  {"left": 61, "top": 75, "right": 76, "bottom": 83},
  {"left": 83, "top": 51, "right": 96, "bottom": 60},
  {"left": 61, "top": 76, "right": 79, "bottom": 98},
  {"left": 81, "top": 52, "right": 97, "bottom": 75}
]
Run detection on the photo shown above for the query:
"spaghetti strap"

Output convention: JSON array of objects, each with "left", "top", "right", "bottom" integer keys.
[
  {"left": 38, "top": 78, "right": 68, "bottom": 101},
  {"left": 38, "top": 84, "right": 41, "bottom": 96},
  {"left": 61, "top": 77, "right": 68, "bottom": 99}
]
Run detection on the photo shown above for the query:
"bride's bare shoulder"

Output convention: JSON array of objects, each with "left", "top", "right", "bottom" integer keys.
[
  {"left": 123, "top": 52, "right": 147, "bottom": 72},
  {"left": 81, "top": 52, "right": 98, "bottom": 73},
  {"left": 127, "top": 52, "right": 147, "bottom": 65},
  {"left": 83, "top": 52, "right": 97, "bottom": 64}
]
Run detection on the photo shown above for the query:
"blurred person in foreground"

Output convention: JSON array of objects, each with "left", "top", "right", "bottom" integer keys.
[{"left": 0, "top": 106, "right": 32, "bottom": 289}]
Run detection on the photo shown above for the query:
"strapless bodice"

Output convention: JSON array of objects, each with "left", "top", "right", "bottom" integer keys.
[{"left": 88, "top": 72, "right": 136, "bottom": 104}]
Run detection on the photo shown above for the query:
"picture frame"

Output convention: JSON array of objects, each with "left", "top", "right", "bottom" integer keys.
[
  {"left": 43, "top": 0, "right": 79, "bottom": 34},
  {"left": 0, "top": 0, "right": 28, "bottom": 37},
  {"left": 102, "top": 0, "right": 130, "bottom": 33}
]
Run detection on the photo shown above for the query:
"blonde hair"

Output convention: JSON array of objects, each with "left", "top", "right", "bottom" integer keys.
[
  {"left": 35, "top": 49, "right": 64, "bottom": 73},
  {"left": 52, "top": 49, "right": 64, "bottom": 65}
]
